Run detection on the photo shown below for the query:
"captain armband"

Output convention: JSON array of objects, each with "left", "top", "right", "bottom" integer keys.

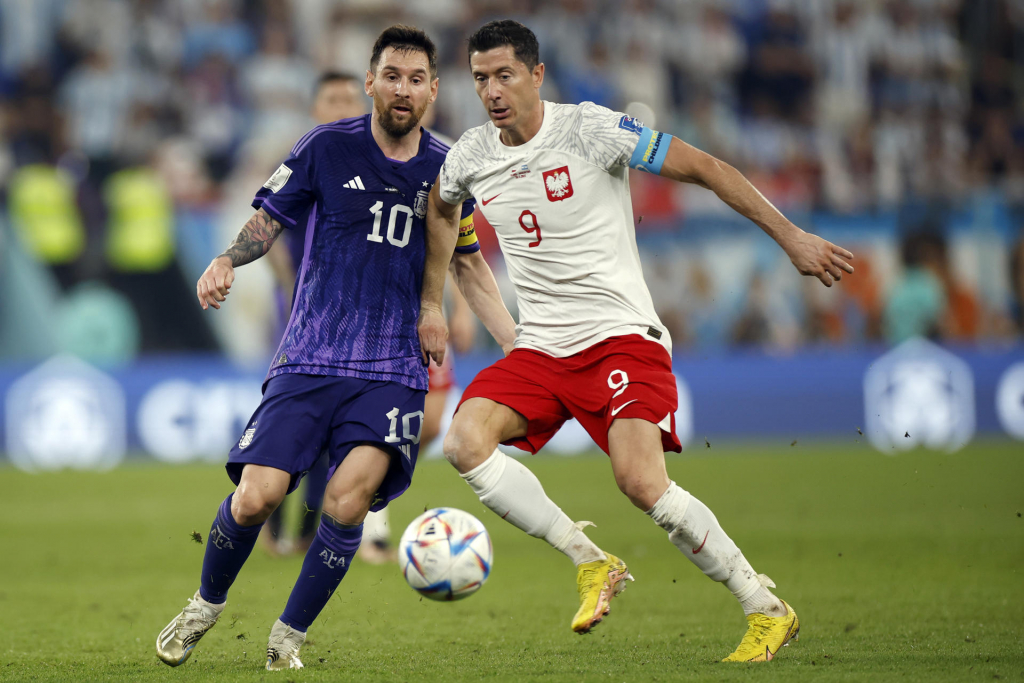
[
  {"left": 455, "top": 214, "right": 480, "bottom": 254},
  {"left": 628, "top": 128, "right": 671, "bottom": 175}
]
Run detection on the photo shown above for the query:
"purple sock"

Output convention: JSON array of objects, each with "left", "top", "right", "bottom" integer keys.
[
  {"left": 198, "top": 494, "right": 264, "bottom": 604},
  {"left": 279, "top": 516, "right": 362, "bottom": 632}
]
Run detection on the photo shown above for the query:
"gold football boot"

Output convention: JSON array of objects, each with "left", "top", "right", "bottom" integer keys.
[
  {"left": 266, "top": 619, "right": 306, "bottom": 670},
  {"left": 155, "top": 591, "right": 224, "bottom": 666}
]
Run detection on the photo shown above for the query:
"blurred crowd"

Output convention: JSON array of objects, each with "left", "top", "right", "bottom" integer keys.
[{"left": 1, "top": 0, "right": 1023, "bottom": 361}]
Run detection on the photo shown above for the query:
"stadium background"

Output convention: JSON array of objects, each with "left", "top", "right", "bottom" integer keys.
[
  {"left": 1, "top": 0, "right": 1023, "bottom": 464},
  {"left": 0, "top": 2, "right": 1022, "bottom": 681}
]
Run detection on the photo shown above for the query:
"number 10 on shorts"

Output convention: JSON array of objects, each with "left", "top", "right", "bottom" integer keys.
[{"left": 385, "top": 407, "right": 424, "bottom": 444}]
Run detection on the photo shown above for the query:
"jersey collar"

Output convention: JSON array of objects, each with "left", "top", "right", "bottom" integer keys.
[
  {"left": 361, "top": 113, "right": 433, "bottom": 183},
  {"left": 492, "top": 100, "right": 551, "bottom": 157}
]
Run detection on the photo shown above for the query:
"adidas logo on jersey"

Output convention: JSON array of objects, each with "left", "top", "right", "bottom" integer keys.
[{"left": 343, "top": 176, "right": 365, "bottom": 190}]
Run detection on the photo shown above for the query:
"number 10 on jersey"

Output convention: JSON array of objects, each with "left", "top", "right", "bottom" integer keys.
[{"left": 368, "top": 201, "right": 413, "bottom": 248}]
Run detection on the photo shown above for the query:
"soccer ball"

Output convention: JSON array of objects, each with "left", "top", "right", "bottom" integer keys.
[{"left": 399, "top": 507, "right": 493, "bottom": 601}]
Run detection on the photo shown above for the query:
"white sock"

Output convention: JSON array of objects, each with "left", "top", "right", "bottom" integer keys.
[
  {"left": 361, "top": 508, "right": 389, "bottom": 545},
  {"left": 647, "top": 482, "right": 784, "bottom": 616},
  {"left": 461, "top": 449, "right": 605, "bottom": 566}
]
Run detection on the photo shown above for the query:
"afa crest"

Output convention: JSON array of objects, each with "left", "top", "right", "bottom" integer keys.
[
  {"left": 414, "top": 190, "right": 429, "bottom": 218},
  {"left": 238, "top": 421, "right": 257, "bottom": 449},
  {"left": 542, "top": 166, "right": 574, "bottom": 202}
]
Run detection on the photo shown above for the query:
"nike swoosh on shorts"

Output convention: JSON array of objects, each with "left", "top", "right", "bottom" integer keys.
[{"left": 611, "top": 399, "right": 638, "bottom": 416}]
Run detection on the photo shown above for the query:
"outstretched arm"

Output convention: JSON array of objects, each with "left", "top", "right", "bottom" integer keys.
[
  {"left": 197, "top": 208, "right": 284, "bottom": 310},
  {"left": 451, "top": 250, "right": 516, "bottom": 356},
  {"left": 419, "top": 183, "right": 460, "bottom": 364},
  {"left": 656, "top": 137, "right": 854, "bottom": 287}
]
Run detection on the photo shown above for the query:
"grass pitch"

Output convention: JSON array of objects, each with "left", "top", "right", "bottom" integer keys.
[{"left": 2, "top": 440, "right": 1023, "bottom": 682}]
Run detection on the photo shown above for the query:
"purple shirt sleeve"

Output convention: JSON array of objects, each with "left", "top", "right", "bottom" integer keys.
[{"left": 252, "top": 147, "right": 316, "bottom": 228}]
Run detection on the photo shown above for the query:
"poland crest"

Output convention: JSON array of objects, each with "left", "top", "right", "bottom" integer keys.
[{"left": 543, "top": 166, "right": 574, "bottom": 202}]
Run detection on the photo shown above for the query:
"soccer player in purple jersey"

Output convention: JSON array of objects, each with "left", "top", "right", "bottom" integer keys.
[
  {"left": 155, "top": 26, "right": 507, "bottom": 671},
  {"left": 261, "top": 71, "right": 367, "bottom": 559}
]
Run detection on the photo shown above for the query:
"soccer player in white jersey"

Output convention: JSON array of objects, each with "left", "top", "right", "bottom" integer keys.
[{"left": 418, "top": 21, "right": 855, "bottom": 662}]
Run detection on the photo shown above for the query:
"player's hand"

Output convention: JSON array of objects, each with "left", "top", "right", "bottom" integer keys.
[
  {"left": 197, "top": 256, "right": 235, "bottom": 310},
  {"left": 780, "top": 228, "right": 854, "bottom": 288},
  {"left": 418, "top": 303, "right": 448, "bottom": 366}
]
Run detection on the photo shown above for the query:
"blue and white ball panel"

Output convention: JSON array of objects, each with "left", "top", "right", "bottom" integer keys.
[{"left": 399, "top": 507, "right": 493, "bottom": 602}]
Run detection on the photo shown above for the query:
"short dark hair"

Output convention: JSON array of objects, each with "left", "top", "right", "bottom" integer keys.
[
  {"left": 467, "top": 20, "right": 539, "bottom": 71},
  {"left": 313, "top": 71, "right": 359, "bottom": 97},
  {"left": 370, "top": 25, "right": 437, "bottom": 78}
]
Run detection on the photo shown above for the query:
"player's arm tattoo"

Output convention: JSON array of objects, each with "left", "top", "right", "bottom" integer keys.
[{"left": 218, "top": 208, "right": 284, "bottom": 267}]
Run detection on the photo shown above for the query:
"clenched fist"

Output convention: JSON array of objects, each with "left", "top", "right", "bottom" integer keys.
[{"left": 197, "top": 256, "right": 235, "bottom": 310}]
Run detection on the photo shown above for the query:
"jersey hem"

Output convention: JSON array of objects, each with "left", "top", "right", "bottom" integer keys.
[
  {"left": 513, "top": 325, "right": 672, "bottom": 359},
  {"left": 256, "top": 199, "right": 298, "bottom": 229},
  {"left": 265, "top": 365, "right": 428, "bottom": 392}
]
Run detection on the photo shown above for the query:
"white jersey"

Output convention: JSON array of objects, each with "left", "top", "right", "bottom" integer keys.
[{"left": 439, "top": 101, "right": 671, "bottom": 358}]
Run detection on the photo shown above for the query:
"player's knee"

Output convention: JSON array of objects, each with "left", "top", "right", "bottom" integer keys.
[
  {"left": 614, "top": 471, "right": 662, "bottom": 511},
  {"left": 441, "top": 429, "right": 466, "bottom": 469},
  {"left": 321, "top": 484, "right": 375, "bottom": 526},
  {"left": 231, "top": 486, "right": 284, "bottom": 526},
  {"left": 443, "top": 424, "right": 488, "bottom": 473}
]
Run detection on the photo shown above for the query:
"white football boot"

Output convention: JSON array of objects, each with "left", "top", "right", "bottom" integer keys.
[
  {"left": 265, "top": 619, "right": 306, "bottom": 670},
  {"left": 156, "top": 591, "right": 224, "bottom": 666}
]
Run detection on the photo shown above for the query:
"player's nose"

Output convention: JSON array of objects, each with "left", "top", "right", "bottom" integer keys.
[{"left": 395, "top": 76, "right": 414, "bottom": 97}]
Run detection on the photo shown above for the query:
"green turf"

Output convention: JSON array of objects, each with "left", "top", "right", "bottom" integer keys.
[{"left": 2, "top": 440, "right": 1023, "bottom": 682}]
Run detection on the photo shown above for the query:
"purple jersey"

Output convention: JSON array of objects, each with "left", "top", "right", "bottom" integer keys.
[
  {"left": 269, "top": 215, "right": 308, "bottom": 332},
  {"left": 253, "top": 114, "right": 476, "bottom": 390},
  {"left": 284, "top": 219, "right": 307, "bottom": 272}
]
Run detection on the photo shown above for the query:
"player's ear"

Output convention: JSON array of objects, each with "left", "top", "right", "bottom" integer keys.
[
  {"left": 429, "top": 76, "right": 438, "bottom": 104},
  {"left": 364, "top": 70, "right": 374, "bottom": 97},
  {"left": 533, "top": 62, "right": 545, "bottom": 90}
]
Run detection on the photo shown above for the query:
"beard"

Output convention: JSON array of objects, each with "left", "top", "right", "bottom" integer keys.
[{"left": 375, "top": 98, "right": 428, "bottom": 137}]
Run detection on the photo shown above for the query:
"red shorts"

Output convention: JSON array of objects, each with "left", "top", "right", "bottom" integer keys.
[
  {"left": 457, "top": 335, "right": 681, "bottom": 455},
  {"left": 427, "top": 345, "right": 455, "bottom": 393}
]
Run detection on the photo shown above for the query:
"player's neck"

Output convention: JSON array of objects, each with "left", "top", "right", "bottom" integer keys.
[
  {"left": 499, "top": 100, "right": 544, "bottom": 147},
  {"left": 369, "top": 115, "right": 422, "bottom": 162}
]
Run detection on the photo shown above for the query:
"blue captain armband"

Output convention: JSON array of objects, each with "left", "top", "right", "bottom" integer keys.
[{"left": 629, "top": 127, "right": 671, "bottom": 175}]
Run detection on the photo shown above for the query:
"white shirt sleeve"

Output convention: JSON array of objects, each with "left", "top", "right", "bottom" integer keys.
[
  {"left": 575, "top": 102, "right": 646, "bottom": 171},
  {"left": 438, "top": 135, "right": 473, "bottom": 206}
]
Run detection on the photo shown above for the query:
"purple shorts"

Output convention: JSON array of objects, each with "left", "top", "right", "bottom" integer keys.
[{"left": 227, "top": 373, "right": 426, "bottom": 511}]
